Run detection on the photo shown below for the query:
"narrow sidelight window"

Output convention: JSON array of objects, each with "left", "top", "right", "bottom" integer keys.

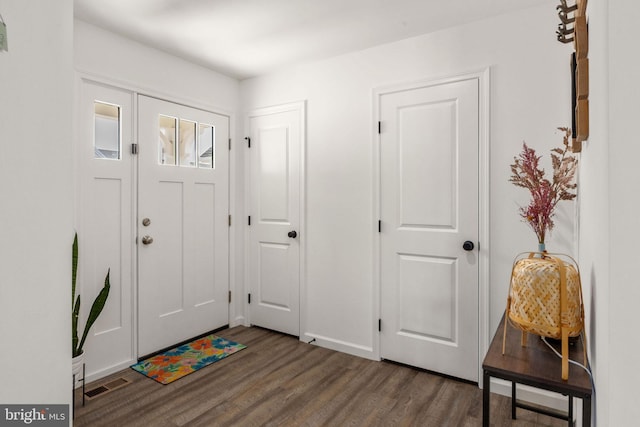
[{"left": 94, "top": 101, "right": 120, "bottom": 159}]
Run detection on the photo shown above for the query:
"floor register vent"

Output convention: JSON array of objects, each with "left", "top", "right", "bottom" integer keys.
[{"left": 85, "top": 377, "right": 131, "bottom": 399}]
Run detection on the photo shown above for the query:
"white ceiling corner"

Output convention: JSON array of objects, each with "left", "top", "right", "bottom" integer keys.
[{"left": 74, "top": 0, "right": 552, "bottom": 80}]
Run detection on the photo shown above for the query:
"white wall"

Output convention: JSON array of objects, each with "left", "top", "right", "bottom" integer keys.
[
  {"left": 578, "top": 1, "right": 609, "bottom": 425},
  {"left": 74, "top": 20, "right": 239, "bottom": 114},
  {"left": 581, "top": 1, "right": 640, "bottom": 424},
  {"left": 581, "top": 1, "right": 640, "bottom": 425},
  {"left": 607, "top": 2, "right": 640, "bottom": 422},
  {"left": 240, "top": 4, "right": 574, "bottom": 358},
  {"left": 0, "top": 0, "right": 74, "bottom": 413}
]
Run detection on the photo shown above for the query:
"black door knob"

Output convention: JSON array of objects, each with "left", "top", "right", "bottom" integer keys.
[
  {"left": 463, "top": 241, "right": 475, "bottom": 251},
  {"left": 288, "top": 230, "right": 298, "bottom": 239}
]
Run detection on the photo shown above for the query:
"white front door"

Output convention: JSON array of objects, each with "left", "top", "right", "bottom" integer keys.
[
  {"left": 379, "top": 77, "right": 479, "bottom": 382},
  {"left": 247, "top": 103, "right": 304, "bottom": 336},
  {"left": 138, "top": 95, "right": 230, "bottom": 356}
]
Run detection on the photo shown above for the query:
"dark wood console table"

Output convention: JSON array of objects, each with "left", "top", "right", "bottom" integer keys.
[{"left": 482, "top": 314, "right": 592, "bottom": 426}]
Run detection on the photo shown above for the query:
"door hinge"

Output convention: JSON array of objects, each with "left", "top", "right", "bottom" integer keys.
[
  {"left": 245, "top": 136, "right": 251, "bottom": 148},
  {"left": 228, "top": 215, "right": 232, "bottom": 226},
  {"left": 229, "top": 138, "right": 232, "bottom": 151},
  {"left": 378, "top": 319, "right": 382, "bottom": 332},
  {"left": 378, "top": 220, "right": 381, "bottom": 233},
  {"left": 131, "top": 143, "right": 138, "bottom": 154},
  {"left": 248, "top": 293, "right": 251, "bottom": 304},
  {"left": 378, "top": 121, "right": 381, "bottom": 134},
  {"left": 228, "top": 290, "right": 232, "bottom": 304},
  {"left": 248, "top": 216, "right": 251, "bottom": 226}
]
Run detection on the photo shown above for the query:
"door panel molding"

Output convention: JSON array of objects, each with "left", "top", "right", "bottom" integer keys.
[{"left": 373, "top": 69, "right": 490, "bottom": 383}]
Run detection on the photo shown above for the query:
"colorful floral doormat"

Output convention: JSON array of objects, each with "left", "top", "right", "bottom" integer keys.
[{"left": 131, "top": 335, "right": 246, "bottom": 385}]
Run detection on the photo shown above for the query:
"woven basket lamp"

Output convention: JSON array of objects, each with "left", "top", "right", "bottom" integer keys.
[{"left": 502, "top": 252, "right": 586, "bottom": 380}]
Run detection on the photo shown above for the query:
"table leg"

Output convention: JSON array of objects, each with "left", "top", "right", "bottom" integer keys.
[
  {"left": 568, "top": 395, "right": 573, "bottom": 427},
  {"left": 512, "top": 381, "right": 517, "bottom": 419},
  {"left": 582, "top": 396, "right": 591, "bottom": 427},
  {"left": 72, "top": 373, "right": 75, "bottom": 418},
  {"left": 483, "top": 370, "right": 490, "bottom": 427}
]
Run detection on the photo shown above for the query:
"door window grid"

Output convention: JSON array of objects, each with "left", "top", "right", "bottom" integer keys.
[{"left": 158, "top": 114, "right": 215, "bottom": 169}]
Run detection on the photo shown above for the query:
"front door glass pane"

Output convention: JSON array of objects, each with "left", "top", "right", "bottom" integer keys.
[
  {"left": 179, "top": 119, "right": 197, "bottom": 167},
  {"left": 198, "top": 124, "right": 215, "bottom": 169},
  {"left": 159, "top": 115, "right": 177, "bottom": 165}
]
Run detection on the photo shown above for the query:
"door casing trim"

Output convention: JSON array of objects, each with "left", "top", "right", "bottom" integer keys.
[{"left": 372, "top": 68, "right": 491, "bottom": 385}]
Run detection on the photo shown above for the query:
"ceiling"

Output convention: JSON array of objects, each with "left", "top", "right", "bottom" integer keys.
[{"left": 74, "top": 0, "right": 551, "bottom": 80}]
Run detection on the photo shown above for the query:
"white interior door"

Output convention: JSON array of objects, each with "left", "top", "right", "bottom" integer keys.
[
  {"left": 77, "top": 80, "right": 134, "bottom": 379},
  {"left": 379, "top": 77, "right": 479, "bottom": 382},
  {"left": 138, "top": 95, "right": 229, "bottom": 356},
  {"left": 247, "top": 103, "right": 303, "bottom": 336}
]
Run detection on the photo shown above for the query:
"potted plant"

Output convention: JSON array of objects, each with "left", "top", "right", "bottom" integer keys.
[
  {"left": 72, "top": 233, "right": 110, "bottom": 380},
  {"left": 504, "top": 128, "right": 585, "bottom": 380}
]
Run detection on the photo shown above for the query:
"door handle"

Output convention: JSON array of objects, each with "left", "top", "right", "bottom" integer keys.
[
  {"left": 288, "top": 230, "right": 298, "bottom": 239},
  {"left": 462, "top": 240, "right": 475, "bottom": 251},
  {"left": 141, "top": 235, "right": 154, "bottom": 245}
]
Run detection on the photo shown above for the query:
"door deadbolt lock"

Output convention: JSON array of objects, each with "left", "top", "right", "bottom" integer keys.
[
  {"left": 142, "top": 218, "right": 151, "bottom": 226},
  {"left": 462, "top": 240, "right": 475, "bottom": 251},
  {"left": 141, "top": 235, "right": 154, "bottom": 245}
]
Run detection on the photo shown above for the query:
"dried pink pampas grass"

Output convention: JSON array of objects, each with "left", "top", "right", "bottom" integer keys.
[{"left": 509, "top": 127, "right": 578, "bottom": 245}]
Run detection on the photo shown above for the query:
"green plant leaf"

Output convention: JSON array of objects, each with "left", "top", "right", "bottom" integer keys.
[
  {"left": 72, "top": 233, "right": 78, "bottom": 307},
  {"left": 77, "top": 269, "right": 111, "bottom": 354},
  {"left": 72, "top": 295, "right": 80, "bottom": 356}
]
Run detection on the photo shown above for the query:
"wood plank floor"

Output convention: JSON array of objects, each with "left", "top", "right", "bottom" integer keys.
[{"left": 74, "top": 326, "right": 566, "bottom": 426}]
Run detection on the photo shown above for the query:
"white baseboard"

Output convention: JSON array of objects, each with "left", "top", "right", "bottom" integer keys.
[
  {"left": 79, "top": 359, "right": 136, "bottom": 388},
  {"left": 230, "top": 315, "right": 246, "bottom": 328},
  {"left": 301, "top": 332, "right": 376, "bottom": 361}
]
